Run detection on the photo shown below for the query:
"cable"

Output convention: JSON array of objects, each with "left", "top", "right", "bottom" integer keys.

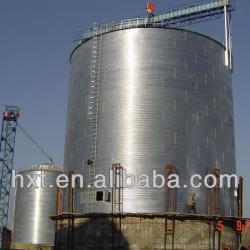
[{"left": 17, "top": 122, "right": 54, "bottom": 164}]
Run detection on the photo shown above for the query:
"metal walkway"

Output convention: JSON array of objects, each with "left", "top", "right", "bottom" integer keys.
[{"left": 74, "top": 0, "right": 233, "bottom": 43}]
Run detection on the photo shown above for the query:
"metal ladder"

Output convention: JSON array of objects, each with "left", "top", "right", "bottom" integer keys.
[
  {"left": 164, "top": 164, "right": 177, "bottom": 250},
  {"left": 112, "top": 163, "right": 124, "bottom": 214},
  {"left": 87, "top": 24, "right": 102, "bottom": 213},
  {"left": 112, "top": 163, "right": 124, "bottom": 249},
  {"left": 164, "top": 219, "right": 175, "bottom": 250}
]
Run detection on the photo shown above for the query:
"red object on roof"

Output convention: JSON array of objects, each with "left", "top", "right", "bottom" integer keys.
[{"left": 147, "top": 2, "right": 156, "bottom": 12}]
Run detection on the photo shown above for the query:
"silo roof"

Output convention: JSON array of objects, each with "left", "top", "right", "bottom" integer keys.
[{"left": 18, "top": 163, "right": 63, "bottom": 173}]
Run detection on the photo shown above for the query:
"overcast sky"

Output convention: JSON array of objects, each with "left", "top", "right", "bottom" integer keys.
[{"left": 0, "top": 0, "right": 249, "bottom": 217}]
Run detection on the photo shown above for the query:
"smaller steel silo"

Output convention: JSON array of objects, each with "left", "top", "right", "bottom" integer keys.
[{"left": 12, "top": 163, "right": 63, "bottom": 248}]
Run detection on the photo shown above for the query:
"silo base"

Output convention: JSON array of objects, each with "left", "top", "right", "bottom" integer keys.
[
  {"left": 53, "top": 213, "right": 241, "bottom": 250},
  {"left": 11, "top": 242, "right": 53, "bottom": 250}
]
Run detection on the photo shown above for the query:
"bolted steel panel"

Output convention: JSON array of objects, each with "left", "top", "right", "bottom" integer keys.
[
  {"left": 13, "top": 163, "right": 63, "bottom": 245},
  {"left": 64, "top": 28, "right": 236, "bottom": 216}
]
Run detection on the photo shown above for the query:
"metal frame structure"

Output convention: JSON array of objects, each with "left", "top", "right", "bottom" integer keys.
[
  {"left": 211, "top": 168, "right": 221, "bottom": 217},
  {"left": 74, "top": 0, "right": 234, "bottom": 70},
  {"left": 0, "top": 105, "right": 20, "bottom": 247},
  {"left": 66, "top": 172, "right": 74, "bottom": 250},
  {"left": 67, "top": 171, "right": 74, "bottom": 214},
  {"left": 111, "top": 163, "right": 124, "bottom": 250},
  {"left": 112, "top": 163, "right": 124, "bottom": 214},
  {"left": 237, "top": 176, "right": 243, "bottom": 246},
  {"left": 237, "top": 176, "right": 243, "bottom": 219},
  {"left": 237, "top": 176, "right": 243, "bottom": 218},
  {"left": 54, "top": 187, "right": 63, "bottom": 249},
  {"left": 211, "top": 168, "right": 222, "bottom": 250},
  {"left": 52, "top": 211, "right": 248, "bottom": 225},
  {"left": 224, "top": 4, "right": 233, "bottom": 70},
  {"left": 87, "top": 25, "right": 102, "bottom": 213}
]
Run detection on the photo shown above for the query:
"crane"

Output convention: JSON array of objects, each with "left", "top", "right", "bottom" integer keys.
[
  {"left": 0, "top": 105, "right": 53, "bottom": 248},
  {"left": 75, "top": 0, "right": 234, "bottom": 70},
  {"left": 0, "top": 105, "right": 20, "bottom": 248}
]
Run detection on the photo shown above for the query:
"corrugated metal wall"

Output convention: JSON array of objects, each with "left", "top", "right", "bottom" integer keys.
[
  {"left": 64, "top": 28, "right": 236, "bottom": 215},
  {"left": 13, "top": 164, "right": 62, "bottom": 245}
]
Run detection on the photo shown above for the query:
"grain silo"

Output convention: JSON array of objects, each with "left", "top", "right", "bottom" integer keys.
[
  {"left": 55, "top": 1, "right": 242, "bottom": 249},
  {"left": 12, "top": 163, "right": 63, "bottom": 249},
  {"left": 64, "top": 27, "right": 236, "bottom": 215}
]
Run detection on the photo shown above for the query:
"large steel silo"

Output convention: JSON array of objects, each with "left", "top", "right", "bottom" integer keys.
[
  {"left": 13, "top": 163, "right": 63, "bottom": 246},
  {"left": 64, "top": 28, "right": 236, "bottom": 216}
]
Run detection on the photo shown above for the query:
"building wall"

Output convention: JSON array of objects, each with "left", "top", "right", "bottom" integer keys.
[
  {"left": 55, "top": 216, "right": 239, "bottom": 250},
  {"left": 64, "top": 27, "right": 236, "bottom": 215}
]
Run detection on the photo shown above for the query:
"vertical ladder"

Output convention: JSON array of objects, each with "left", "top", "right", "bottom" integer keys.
[
  {"left": 112, "top": 163, "right": 124, "bottom": 250},
  {"left": 112, "top": 163, "right": 124, "bottom": 214},
  {"left": 87, "top": 24, "right": 102, "bottom": 213},
  {"left": 164, "top": 164, "right": 177, "bottom": 250},
  {"left": 164, "top": 219, "right": 175, "bottom": 250}
]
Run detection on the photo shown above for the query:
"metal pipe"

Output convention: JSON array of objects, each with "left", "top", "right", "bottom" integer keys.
[
  {"left": 237, "top": 177, "right": 243, "bottom": 218},
  {"left": 68, "top": 171, "right": 74, "bottom": 213},
  {"left": 56, "top": 187, "right": 62, "bottom": 216},
  {"left": 224, "top": 5, "right": 229, "bottom": 66},
  {"left": 228, "top": 12, "right": 233, "bottom": 70}
]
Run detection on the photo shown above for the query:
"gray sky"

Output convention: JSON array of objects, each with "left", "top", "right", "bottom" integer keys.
[{"left": 0, "top": 0, "right": 249, "bottom": 217}]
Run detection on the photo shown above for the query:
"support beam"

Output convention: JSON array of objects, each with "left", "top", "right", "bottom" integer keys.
[{"left": 224, "top": 5, "right": 233, "bottom": 70}]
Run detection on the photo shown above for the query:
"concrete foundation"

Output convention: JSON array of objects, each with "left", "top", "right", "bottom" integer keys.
[
  {"left": 54, "top": 214, "right": 240, "bottom": 250},
  {"left": 11, "top": 242, "right": 53, "bottom": 250}
]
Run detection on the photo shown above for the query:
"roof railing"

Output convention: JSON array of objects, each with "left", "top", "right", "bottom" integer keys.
[{"left": 74, "top": 0, "right": 233, "bottom": 43}]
